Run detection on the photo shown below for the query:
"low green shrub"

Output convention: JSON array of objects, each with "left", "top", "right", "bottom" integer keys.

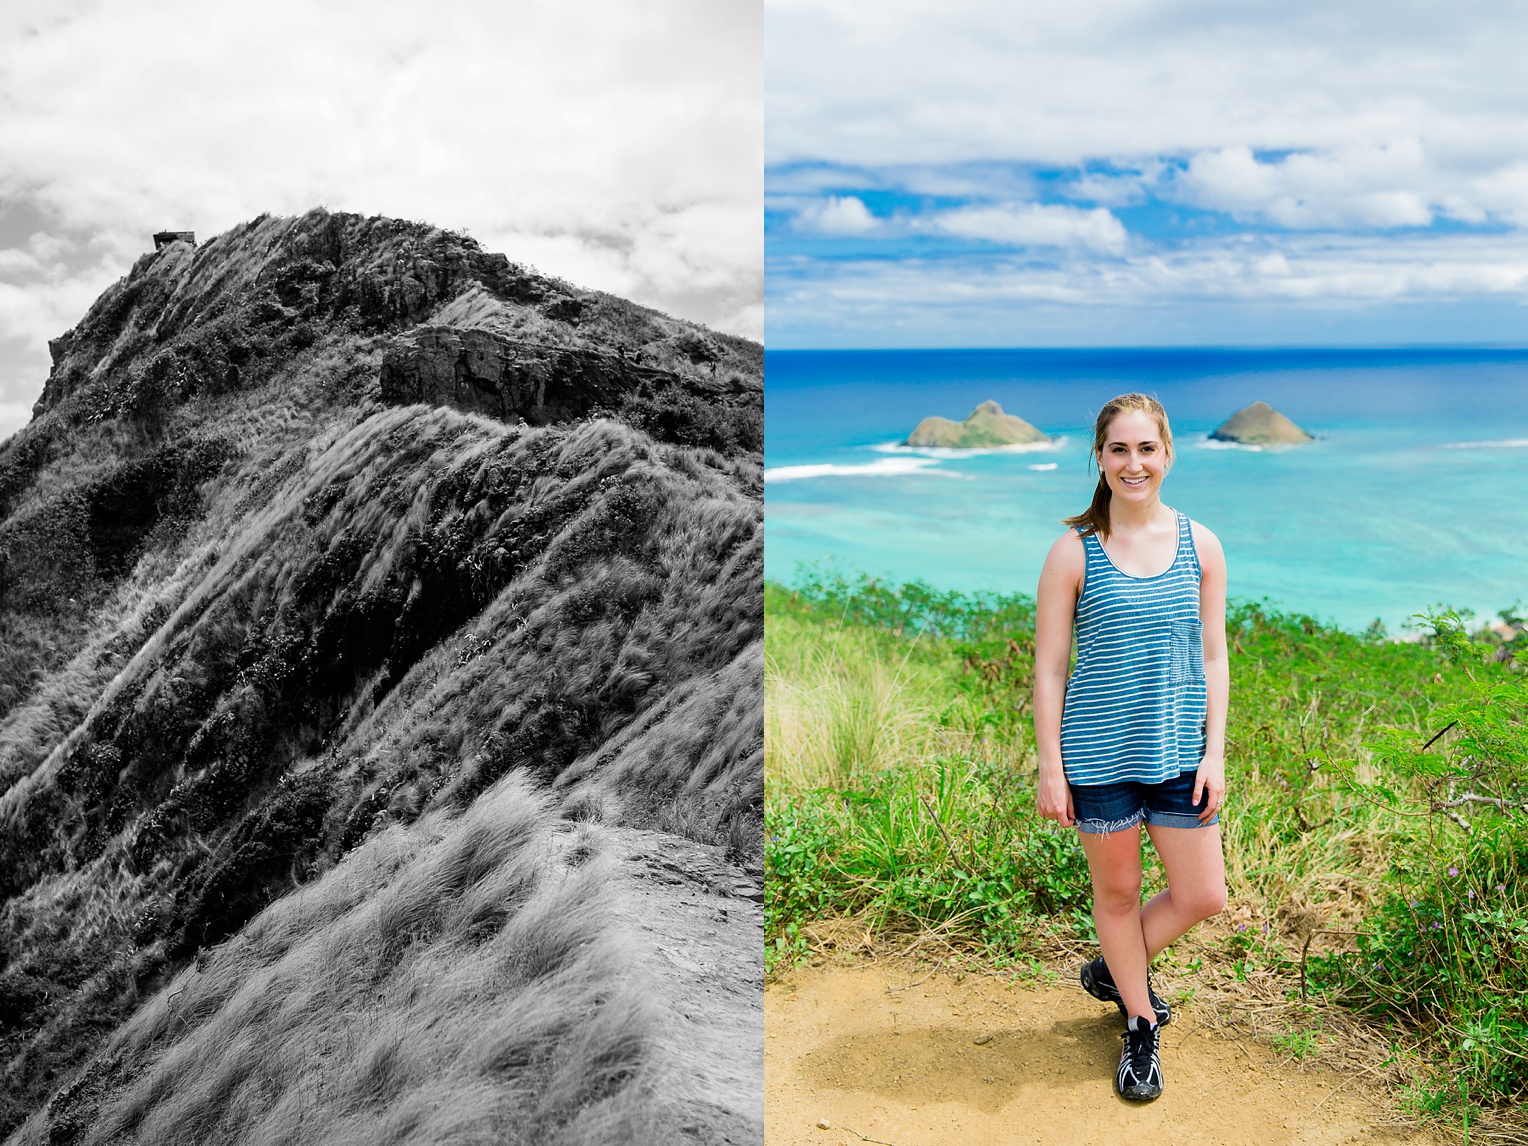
[
  {"left": 1305, "top": 609, "right": 1528, "bottom": 1116},
  {"left": 766, "top": 757, "right": 1093, "bottom": 974}
]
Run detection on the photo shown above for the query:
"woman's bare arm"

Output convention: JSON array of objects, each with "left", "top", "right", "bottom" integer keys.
[
  {"left": 1034, "top": 531, "right": 1084, "bottom": 825},
  {"left": 1192, "top": 521, "right": 1229, "bottom": 820}
]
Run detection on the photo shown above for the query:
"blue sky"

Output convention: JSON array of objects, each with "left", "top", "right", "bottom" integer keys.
[
  {"left": 766, "top": 0, "right": 1528, "bottom": 348},
  {"left": 0, "top": 0, "right": 761, "bottom": 442}
]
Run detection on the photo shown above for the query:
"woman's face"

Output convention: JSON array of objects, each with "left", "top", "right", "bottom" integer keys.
[{"left": 1097, "top": 408, "right": 1170, "bottom": 504}]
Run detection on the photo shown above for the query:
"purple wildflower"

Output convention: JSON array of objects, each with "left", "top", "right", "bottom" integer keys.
[
  {"left": 1448, "top": 866, "right": 1459, "bottom": 877},
  {"left": 1468, "top": 889, "right": 1475, "bottom": 900},
  {"left": 1430, "top": 922, "right": 1442, "bottom": 930},
  {"left": 1236, "top": 923, "right": 1248, "bottom": 933}
]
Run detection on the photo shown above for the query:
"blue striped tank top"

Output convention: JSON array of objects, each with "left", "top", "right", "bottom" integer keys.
[{"left": 1059, "top": 509, "right": 1207, "bottom": 786}]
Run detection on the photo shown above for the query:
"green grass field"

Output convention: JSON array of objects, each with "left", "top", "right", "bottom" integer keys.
[{"left": 765, "top": 568, "right": 1528, "bottom": 1131}]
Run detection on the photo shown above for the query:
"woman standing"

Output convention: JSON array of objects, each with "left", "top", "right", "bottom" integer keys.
[{"left": 1033, "top": 393, "right": 1229, "bottom": 1102}]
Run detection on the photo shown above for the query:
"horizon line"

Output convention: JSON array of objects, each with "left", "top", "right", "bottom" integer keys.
[{"left": 763, "top": 342, "right": 1528, "bottom": 354}]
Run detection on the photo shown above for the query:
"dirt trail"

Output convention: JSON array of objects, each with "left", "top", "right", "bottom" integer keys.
[
  {"left": 594, "top": 824, "right": 764, "bottom": 1144},
  {"left": 767, "top": 960, "right": 1444, "bottom": 1146}
]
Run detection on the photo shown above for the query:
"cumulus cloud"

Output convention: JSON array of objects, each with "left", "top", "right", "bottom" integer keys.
[
  {"left": 0, "top": 0, "right": 761, "bottom": 439},
  {"left": 1175, "top": 143, "right": 1436, "bottom": 229},
  {"left": 767, "top": 0, "right": 1528, "bottom": 344},
  {"left": 926, "top": 202, "right": 1126, "bottom": 250},
  {"left": 1474, "top": 163, "right": 1528, "bottom": 227},
  {"left": 793, "top": 195, "right": 879, "bottom": 233},
  {"left": 1060, "top": 170, "right": 1153, "bottom": 207}
]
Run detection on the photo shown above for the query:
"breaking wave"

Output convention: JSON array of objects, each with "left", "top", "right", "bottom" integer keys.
[
  {"left": 870, "top": 437, "right": 1067, "bottom": 459},
  {"left": 764, "top": 456, "right": 964, "bottom": 482},
  {"left": 1437, "top": 439, "right": 1528, "bottom": 450}
]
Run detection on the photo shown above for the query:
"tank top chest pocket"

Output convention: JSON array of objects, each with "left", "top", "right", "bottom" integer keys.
[{"left": 1168, "top": 617, "right": 1204, "bottom": 684}]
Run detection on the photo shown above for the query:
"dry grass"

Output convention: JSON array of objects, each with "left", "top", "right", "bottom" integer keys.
[
  {"left": 10, "top": 776, "right": 660, "bottom": 1146},
  {"left": 765, "top": 611, "right": 1018, "bottom": 791},
  {"left": 0, "top": 206, "right": 761, "bottom": 1140}
]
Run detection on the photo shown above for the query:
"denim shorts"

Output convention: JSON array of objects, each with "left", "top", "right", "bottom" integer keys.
[{"left": 1069, "top": 768, "right": 1217, "bottom": 835}]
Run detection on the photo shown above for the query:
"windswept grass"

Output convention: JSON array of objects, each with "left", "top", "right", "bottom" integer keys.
[
  {"left": 765, "top": 569, "right": 1527, "bottom": 1130},
  {"left": 11, "top": 776, "right": 659, "bottom": 1146},
  {"left": 0, "top": 208, "right": 761, "bottom": 1139}
]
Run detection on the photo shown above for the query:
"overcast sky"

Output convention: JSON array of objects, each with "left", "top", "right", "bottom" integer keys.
[
  {"left": 0, "top": 0, "right": 761, "bottom": 440},
  {"left": 767, "top": 0, "right": 1528, "bottom": 347}
]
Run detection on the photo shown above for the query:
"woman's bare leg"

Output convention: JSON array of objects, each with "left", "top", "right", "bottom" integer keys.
[
  {"left": 1078, "top": 825, "right": 1154, "bottom": 1022},
  {"left": 1140, "top": 822, "right": 1228, "bottom": 958}
]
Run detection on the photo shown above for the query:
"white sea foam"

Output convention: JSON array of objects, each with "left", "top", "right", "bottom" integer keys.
[
  {"left": 1197, "top": 439, "right": 1264, "bottom": 452},
  {"left": 763, "top": 456, "right": 963, "bottom": 482},
  {"left": 870, "top": 437, "right": 1067, "bottom": 459},
  {"left": 1029, "top": 462, "right": 1059, "bottom": 471},
  {"left": 1437, "top": 439, "right": 1528, "bottom": 449}
]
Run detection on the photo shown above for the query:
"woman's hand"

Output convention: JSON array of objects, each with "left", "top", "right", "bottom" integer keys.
[
  {"left": 1037, "top": 766, "right": 1075, "bottom": 827},
  {"left": 1194, "top": 752, "right": 1226, "bottom": 823}
]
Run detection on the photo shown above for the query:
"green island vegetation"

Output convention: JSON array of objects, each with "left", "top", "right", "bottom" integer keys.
[
  {"left": 765, "top": 566, "right": 1528, "bottom": 1134},
  {"left": 0, "top": 210, "right": 762, "bottom": 1144}
]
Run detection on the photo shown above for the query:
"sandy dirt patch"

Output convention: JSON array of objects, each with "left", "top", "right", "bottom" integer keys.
[{"left": 767, "top": 959, "right": 1445, "bottom": 1146}]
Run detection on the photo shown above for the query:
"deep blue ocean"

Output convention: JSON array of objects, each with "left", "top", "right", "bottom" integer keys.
[{"left": 764, "top": 349, "right": 1528, "bottom": 634}]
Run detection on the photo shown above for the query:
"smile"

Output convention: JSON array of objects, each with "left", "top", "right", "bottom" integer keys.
[{"left": 1121, "top": 475, "right": 1148, "bottom": 487}]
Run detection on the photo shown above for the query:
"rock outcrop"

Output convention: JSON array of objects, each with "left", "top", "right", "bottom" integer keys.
[
  {"left": 379, "top": 324, "right": 750, "bottom": 438},
  {"left": 32, "top": 210, "right": 761, "bottom": 452},
  {"left": 1210, "top": 401, "right": 1314, "bottom": 445},
  {"left": 902, "top": 400, "right": 1049, "bottom": 448}
]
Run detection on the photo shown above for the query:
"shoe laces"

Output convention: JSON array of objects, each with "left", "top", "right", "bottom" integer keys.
[{"left": 1121, "top": 1018, "right": 1157, "bottom": 1076}]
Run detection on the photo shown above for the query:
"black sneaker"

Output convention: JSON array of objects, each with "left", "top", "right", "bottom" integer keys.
[
  {"left": 1117, "top": 1015, "right": 1164, "bottom": 1102},
  {"left": 1080, "top": 955, "right": 1171, "bottom": 1026}
]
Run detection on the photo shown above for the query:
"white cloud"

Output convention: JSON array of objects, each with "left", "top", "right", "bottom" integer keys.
[
  {"left": 767, "top": 0, "right": 1528, "bottom": 343},
  {"left": 1060, "top": 170, "right": 1153, "bottom": 207},
  {"left": 793, "top": 195, "right": 879, "bottom": 233},
  {"left": 0, "top": 0, "right": 761, "bottom": 431},
  {"left": 927, "top": 202, "right": 1127, "bottom": 251},
  {"left": 766, "top": 230, "right": 1528, "bottom": 345},
  {"left": 1474, "top": 163, "right": 1528, "bottom": 227},
  {"left": 1176, "top": 143, "right": 1435, "bottom": 229},
  {"left": 766, "top": 0, "right": 1528, "bottom": 230},
  {"left": 766, "top": 165, "right": 886, "bottom": 194},
  {"left": 767, "top": 1, "right": 1528, "bottom": 168}
]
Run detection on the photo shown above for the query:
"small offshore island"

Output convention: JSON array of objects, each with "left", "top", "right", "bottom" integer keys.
[
  {"left": 1210, "top": 400, "right": 1315, "bottom": 445},
  {"left": 903, "top": 400, "right": 1050, "bottom": 447}
]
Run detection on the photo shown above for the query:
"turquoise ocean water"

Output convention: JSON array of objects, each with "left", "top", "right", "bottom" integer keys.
[{"left": 764, "top": 349, "right": 1528, "bottom": 633}]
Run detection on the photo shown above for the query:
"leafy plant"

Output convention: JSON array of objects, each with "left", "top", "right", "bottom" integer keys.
[{"left": 1305, "top": 607, "right": 1528, "bottom": 1117}]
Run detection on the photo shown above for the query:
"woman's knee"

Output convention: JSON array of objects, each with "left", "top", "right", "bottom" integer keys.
[
  {"left": 1179, "top": 881, "right": 1227, "bottom": 922},
  {"left": 1093, "top": 880, "right": 1144, "bottom": 917}
]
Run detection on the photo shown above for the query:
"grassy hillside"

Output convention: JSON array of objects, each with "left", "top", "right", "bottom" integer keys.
[
  {"left": 765, "top": 570, "right": 1528, "bottom": 1131},
  {"left": 0, "top": 210, "right": 761, "bottom": 1143}
]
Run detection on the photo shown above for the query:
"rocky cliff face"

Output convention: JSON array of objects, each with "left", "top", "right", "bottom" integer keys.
[
  {"left": 0, "top": 209, "right": 762, "bottom": 1141},
  {"left": 31, "top": 210, "right": 760, "bottom": 444},
  {"left": 379, "top": 325, "right": 663, "bottom": 424},
  {"left": 378, "top": 322, "right": 755, "bottom": 447}
]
